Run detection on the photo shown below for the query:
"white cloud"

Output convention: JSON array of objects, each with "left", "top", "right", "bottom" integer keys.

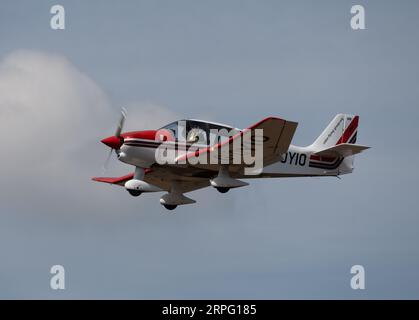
[
  {"left": 0, "top": 50, "right": 179, "bottom": 213},
  {"left": 0, "top": 50, "right": 112, "bottom": 174}
]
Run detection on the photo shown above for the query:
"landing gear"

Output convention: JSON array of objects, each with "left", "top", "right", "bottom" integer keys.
[
  {"left": 125, "top": 167, "right": 163, "bottom": 197},
  {"left": 210, "top": 166, "right": 249, "bottom": 192},
  {"left": 215, "top": 187, "right": 230, "bottom": 193},
  {"left": 126, "top": 167, "right": 145, "bottom": 197},
  {"left": 159, "top": 181, "right": 196, "bottom": 210},
  {"left": 127, "top": 189, "right": 142, "bottom": 197}
]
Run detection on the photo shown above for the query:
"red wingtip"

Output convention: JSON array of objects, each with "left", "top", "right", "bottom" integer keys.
[
  {"left": 92, "top": 171, "right": 151, "bottom": 185},
  {"left": 92, "top": 173, "right": 134, "bottom": 184}
]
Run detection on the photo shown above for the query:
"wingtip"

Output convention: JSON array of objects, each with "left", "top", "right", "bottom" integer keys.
[
  {"left": 92, "top": 177, "right": 116, "bottom": 184},
  {"left": 91, "top": 173, "right": 136, "bottom": 185}
]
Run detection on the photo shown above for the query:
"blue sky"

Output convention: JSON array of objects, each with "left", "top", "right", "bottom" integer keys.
[{"left": 0, "top": 0, "right": 418, "bottom": 298}]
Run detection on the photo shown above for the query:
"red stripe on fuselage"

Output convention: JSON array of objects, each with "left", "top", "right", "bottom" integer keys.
[
  {"left": 121, "top": 130, "right": 157, "bottom": 140},
  {"left": 309, "top": 155, "right": 336, "bottom": 162}
]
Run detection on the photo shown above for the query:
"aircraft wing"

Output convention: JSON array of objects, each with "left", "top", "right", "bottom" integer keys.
[
  {"left": 176, "top": 117, "right": 298, "bottom": 170},
  {"left": 92, "top": 173, "right": 134, "bottom": 186},
  {"left": 92, "top": 167, "right": 210, "bottom": 194}
]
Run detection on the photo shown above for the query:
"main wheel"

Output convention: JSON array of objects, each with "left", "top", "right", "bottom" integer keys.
[
  {"left": 163, "top": 204, "right": 177, "bottom": 210},
  {"left": 216, "top": 187, "right": 230, "bottom": 193},
  {"left": 127, "top": 189, "right": 142, "bottom": 197}
]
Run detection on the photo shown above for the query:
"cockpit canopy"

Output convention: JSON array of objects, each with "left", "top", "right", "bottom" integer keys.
[{"left": 160, "top": 119, "right": 239, "bottom": 145}]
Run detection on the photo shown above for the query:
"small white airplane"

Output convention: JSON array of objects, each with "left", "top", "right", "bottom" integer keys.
[{"left": 93, "top": 111, "right": 370, "bottom": 210}]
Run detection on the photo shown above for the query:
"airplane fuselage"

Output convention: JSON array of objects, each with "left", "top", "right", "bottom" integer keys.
[{"left": 94, "top": 114, "right": 367, "bottom": 210}]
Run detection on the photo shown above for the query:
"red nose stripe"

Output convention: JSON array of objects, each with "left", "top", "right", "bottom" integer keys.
[{"left": 121, "top": 130, "right": 157, "bottom": 140}]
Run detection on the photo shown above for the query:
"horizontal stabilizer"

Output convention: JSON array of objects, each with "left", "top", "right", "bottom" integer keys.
[{"left": 313, "top": 143, "right": 370, "bottom": 157}]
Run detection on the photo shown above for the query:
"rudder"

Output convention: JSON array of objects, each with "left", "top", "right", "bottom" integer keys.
[
  {"left": 311, "top": 114, "right": 358, "bottom": 150},
  {"left": 310, "top": 114, "right": 361, "bottom": 175}
]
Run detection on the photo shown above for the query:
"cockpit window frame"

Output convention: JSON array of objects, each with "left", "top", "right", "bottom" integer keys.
[{"left": 160, "top": 120, "right": 238, "bottom": 146}]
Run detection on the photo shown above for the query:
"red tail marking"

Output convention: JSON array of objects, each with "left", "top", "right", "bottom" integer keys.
[{"left": 336, "top": 116, "right": 358, "bottom": 145}]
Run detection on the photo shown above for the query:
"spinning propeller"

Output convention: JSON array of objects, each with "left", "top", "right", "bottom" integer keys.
[{"left": 101, "top": 108, "right": 127, "bottom": 172}]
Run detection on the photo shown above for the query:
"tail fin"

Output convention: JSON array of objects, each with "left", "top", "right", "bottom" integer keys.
[
  {"left": 310, "top": 114, "right": 366, "bottom": 174},
  {"left": 311, "top": 114, "right": 358, "bottom": 149}
]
